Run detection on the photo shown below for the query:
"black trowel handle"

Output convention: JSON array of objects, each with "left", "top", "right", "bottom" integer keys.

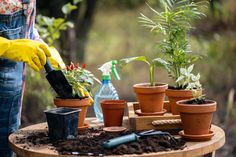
[{"left": 44, "top": 58, "right": 54, "bottom": 73}]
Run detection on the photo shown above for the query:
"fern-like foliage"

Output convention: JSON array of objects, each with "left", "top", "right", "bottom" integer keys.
[{"left": 139, "top": 0, "right": 207, "bottom": 88}]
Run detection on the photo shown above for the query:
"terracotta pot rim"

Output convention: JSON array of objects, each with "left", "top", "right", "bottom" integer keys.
[
  {"left": 133, "top": 82, "right": 168, "bottom": 94},
  {"left": 133, "top": 82, "right": 168, "bottom": 88},
  {"left": 54, "top": 97, "right": 90, "bottom": 107},
  {"left": 101, "top": 100, "right": 126, "bottom": 110},
  {"left": 54, "top": 97, "right": 89, "bottom": 101},
  {"left": 166, "top": 89, "right": 202, "bottom": 98},
  {"left": 177, "top": 99, "right": 217, "bottom": 113},
  {"left": 166, "top": 88, "right": 193, "bottom": 92},
  {"left": 100, "top": 100, "right": 126, "bottom": 104}
]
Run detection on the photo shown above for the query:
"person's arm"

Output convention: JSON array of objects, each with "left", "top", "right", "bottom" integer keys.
[
  {"left": 0, "top": 37, "right": 51, "bottom": 71},
  {"left": 32, "top": 27, "right": 44, "bottom": 42},
  {"left": 30, "top": 3, "right": 65, "bottom": 69}
]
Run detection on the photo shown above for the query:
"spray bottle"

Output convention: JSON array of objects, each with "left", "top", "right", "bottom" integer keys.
[{"left": 93, "top": 60, "right": 120, "bottom": 122}]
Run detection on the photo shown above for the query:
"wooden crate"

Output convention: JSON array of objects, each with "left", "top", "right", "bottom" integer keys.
[{"left": 128, "top": 101, "right": 182, "bottom": 131}]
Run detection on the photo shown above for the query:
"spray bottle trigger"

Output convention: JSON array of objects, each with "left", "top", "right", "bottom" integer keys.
[{"left": 111, "top": 60, "right": 120, "bottom": 80}]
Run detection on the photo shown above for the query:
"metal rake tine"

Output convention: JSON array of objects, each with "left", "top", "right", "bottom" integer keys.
[
  {"left": 138, "top": 130, "right": 178, "bottom": 145},
  {"left": 165, "top": 133, "right": 178, "bottom": 144}
]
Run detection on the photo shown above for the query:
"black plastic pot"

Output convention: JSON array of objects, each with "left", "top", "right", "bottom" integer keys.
[{"left": 44, "top": 107, "right": 81, "bottom": 141}]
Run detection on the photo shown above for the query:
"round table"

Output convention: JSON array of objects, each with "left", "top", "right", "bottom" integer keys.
[{"left": 9, "top": 119, "right": 225, "bottom": 157}]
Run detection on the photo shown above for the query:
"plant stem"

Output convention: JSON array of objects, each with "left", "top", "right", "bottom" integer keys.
[
  {"left": 150, "top": 64, "right": 155, "bottom": 86},
  {"left": 174, "top": 64, "right": 181, "bottom": 88}
]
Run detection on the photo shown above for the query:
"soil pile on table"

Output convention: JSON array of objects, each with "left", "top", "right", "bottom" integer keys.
[
  {"left": 14, "top": 129, "right": 53, "bottom": 150},
  {"left": 15, "top": 128, "right": 185, "bottom": 156}
]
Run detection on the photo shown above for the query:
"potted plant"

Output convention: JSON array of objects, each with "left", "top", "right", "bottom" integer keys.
[
  {"left": 138, "top": 0, "right": 207, "bottom": 114},
  {"left": 175, "top": 66, "right": 217, "bottom": 140},
  {"left": 54, "top": 62, "right": 99, "bottom": 130},
  {"left": 118, "top": 56, "right": 168, "bottom": 115}
]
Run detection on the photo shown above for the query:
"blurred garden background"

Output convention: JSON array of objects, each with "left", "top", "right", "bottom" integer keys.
[{"left": 22, "top": 0, "right": 235, "bottom": 156}]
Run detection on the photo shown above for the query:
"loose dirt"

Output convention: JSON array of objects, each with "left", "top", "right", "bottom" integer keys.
[{"left": 15, "top": 128, "right": 185, "bottom": 156}]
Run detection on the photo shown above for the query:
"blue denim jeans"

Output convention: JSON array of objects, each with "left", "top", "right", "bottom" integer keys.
[{"left": 0, "top": 1, "right": 29, "bottom": 156}]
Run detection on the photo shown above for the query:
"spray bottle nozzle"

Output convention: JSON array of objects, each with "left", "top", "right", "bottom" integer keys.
[{"left": 99, "top": 60, "right": 120, "bottom": 80}]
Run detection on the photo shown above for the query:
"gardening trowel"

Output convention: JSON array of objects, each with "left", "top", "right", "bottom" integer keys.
[
  {"left": 103, "top": 130, "right": 178, "bottom": 149},
  {"left": 44, "top": 58, "right": 73, "bottom": 98}
]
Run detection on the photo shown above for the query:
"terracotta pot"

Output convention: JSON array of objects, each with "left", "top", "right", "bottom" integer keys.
[
  {"left": 177, "top": 100, "right": 217, "bottom": 135},
  {"left": 133, "top": 83, "right": 168, "bottom": 113},
  {"left": 54, "top": 98, "right": 90, "bottom": 128},
  {"left": 166, "top": 89, "right": 194, "bottom": 115},
  {"left": 101, "top": 100, "right": 126, "bottom": 127}
]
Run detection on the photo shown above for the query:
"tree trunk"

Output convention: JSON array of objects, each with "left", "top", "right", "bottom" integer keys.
[
  {"left": 75, "top": 0, "right": 97, "bottom": 62},
  {"left": 60, "top": 0, "right": 97, "bottom": 63}
]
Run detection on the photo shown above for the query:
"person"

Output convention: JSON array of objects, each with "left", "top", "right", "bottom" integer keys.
[{"left": 0, "top": 1, "right": 63, "bottom": 156}]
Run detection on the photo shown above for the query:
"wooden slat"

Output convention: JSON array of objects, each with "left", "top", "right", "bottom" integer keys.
[{"left": 128, "top": 102, "right": 182, "bottom": 131}]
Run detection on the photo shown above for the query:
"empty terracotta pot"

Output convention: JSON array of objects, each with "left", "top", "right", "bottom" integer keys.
[
  {"left": 133, "top": 83, "right": 168, "bottom": 113},
  {"left": 177, "top": 100, "right": 217, "bottom": 135},
  {"left": 54, "top": 98, "right": 90, "bottom": 128},
  {"left": 101, "top": 100, "right": 126, "bottom": 127}
]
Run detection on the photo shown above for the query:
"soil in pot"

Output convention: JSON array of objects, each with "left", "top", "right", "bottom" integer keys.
[
  {"left": 133, "top": 83, "right": 168, "bottom": 113},
  {"left": 101, "top": 100, "right": 126, "bottom": 127},
  {"left": 54, "top": 98, "right": 90, "bottom": 129},
  {"left": 15, "top": 128, "right": 186, "bottom": 156},
  {"left": 177, "top": 99, "right": 217, "bottom": 137}
]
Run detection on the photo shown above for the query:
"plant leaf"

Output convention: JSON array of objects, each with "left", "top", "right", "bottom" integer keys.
[
  {"left": 180, "top": 68, "right": 188, "bottom": 76},
  {"left": 53, "top": 18, "right": 64, "bottom": 27},
  {"left": 196, "top": 73, "right": 200, "bottom": 80},
  {"left": 118, "top": 56, "right": 149, "bottom": 68},
  {"left": 65, "top": 21, "right": 74, "bottom": 28},
  {"left": 73, "top": 0, "right": 82, "bottom": 5},
  {"left": 186, "top": 83, "right": 195, "bottom": 90},
  {"left": 152, "top": 58, "right": 170, "bottom": 70},
  {"left": 187, "top": 64, "right": 194, "bottom": 73},
  {"left": 176, "top": 75, "right": 184, "bottom": 83},
  {"left": 62, "top": 3, "right": 77, "bottom": 15}
]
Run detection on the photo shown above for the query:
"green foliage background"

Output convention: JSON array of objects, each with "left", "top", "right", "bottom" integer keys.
[{"left": 22, "top": 0, "right": 236, "bottom": 156}]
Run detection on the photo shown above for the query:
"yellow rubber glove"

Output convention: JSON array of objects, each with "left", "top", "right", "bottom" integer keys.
[
  {"left": 48, "top": 46, "right": 66, "bottom": 69},
  {"left": 0, "top": 37, "right": 51, "bottom": 71},
  {"left": 84, "top": 91, "right": 94, "bottom": 105}
]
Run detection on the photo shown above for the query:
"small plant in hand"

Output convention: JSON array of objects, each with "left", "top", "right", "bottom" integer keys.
[
  {"left": 62, "top": 62, "right": 99, "bottom": 104},
  {"left": 139, "top": 0, "right": 207, "bottom": 89}
]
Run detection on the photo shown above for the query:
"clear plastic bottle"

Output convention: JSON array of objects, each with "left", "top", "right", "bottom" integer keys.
[
  {"left": 93, "top": 60, "right": 120, "bottom": 122},
  {"left": 93, "top": 77, "right": 119, "bottom": 122}
]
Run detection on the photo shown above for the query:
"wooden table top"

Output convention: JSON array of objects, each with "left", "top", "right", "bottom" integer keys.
[{"left": 9, "top": 118, "right": 225, "bottom": 157}]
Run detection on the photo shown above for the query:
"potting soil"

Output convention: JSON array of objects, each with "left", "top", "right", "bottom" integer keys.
[{"left": 15, "top": 128, "right": 185, "bottom": 156}]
